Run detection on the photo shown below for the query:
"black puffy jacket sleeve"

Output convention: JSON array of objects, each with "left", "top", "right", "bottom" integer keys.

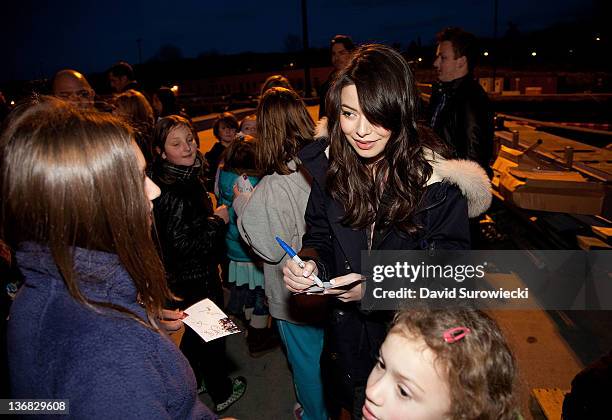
[
  {"left": 300, "top": 177, "right": 334, "bottom": 281},
  {"left": 419, "top": 184, "right": 471, "bottom": 250},
  {"left": 458, "top": 94, "right": 494, "bottom": 172},
  {"left": 154, "top": 189, "right": 226, "bottom": 264},
  {"left": 297, "top": 140, "right": 335, "bottom": 280}
]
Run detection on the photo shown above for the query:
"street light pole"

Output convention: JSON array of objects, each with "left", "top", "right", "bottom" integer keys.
[
  {"left": 301, "top": 0, "right": 312, "bottom": 98},
  {"left": 492, "top": 0, "right": 498, "bottom": 88}
]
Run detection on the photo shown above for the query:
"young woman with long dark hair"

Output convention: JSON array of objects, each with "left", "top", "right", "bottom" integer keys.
[{"left": 283, "top": 44, "right": 492, "bottom": 418}]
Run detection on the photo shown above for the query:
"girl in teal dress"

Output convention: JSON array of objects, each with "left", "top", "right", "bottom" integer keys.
[{"left": 217, "top": 137, "right": 278, "bottom": 356}]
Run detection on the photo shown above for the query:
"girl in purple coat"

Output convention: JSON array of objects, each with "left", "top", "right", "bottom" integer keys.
[{"left": 1, "top": 97, "right": 226, "bottom": 419}]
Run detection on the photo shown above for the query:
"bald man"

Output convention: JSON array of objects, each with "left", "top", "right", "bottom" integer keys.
[{"left": 52, "top": 69, "right": 96, "bottom": 108}]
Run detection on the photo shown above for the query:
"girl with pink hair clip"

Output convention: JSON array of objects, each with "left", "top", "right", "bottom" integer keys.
[{"left": 362, "top": 308, "right": 519, "bottom": 420}]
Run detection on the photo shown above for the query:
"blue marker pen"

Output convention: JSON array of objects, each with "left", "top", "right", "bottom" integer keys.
[{"left": 275, "top": 236, "right": 325, "bottom": 288}]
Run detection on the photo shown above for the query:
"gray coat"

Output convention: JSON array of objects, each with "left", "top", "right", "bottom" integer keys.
[{"left": 234, "top": 160, "right": 323, "bottom": 323}]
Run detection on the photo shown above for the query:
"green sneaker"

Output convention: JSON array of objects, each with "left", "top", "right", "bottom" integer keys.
[{"left": 215, "top": 376, "right": 247, "bottom": 413}]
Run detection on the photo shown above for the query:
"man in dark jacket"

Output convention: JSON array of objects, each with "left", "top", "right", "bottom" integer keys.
[
  {"left": 108, "top": 61, "right": 140, "bottom": 94},
  {"left": 429, "top": 27, "right": 493, "bottom": 176}
]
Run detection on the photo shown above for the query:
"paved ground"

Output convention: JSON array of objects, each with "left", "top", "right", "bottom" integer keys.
[
  {"left": 198, "top": 323, "right": 297, "bottom": 419},
  {"left": 192, "top": 107, "right": 609, "bottom": 420}
]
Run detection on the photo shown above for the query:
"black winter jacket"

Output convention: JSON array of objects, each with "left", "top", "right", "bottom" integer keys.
[
  {"left": 297, "top": 139, "right": 491, "bottom": 411},
  {"left": 317, "top": 76, "right": 332, "bottom": 119},
  {"left": 429, "top": 74, "right": 494, "bottom": 175},
  {"left": 152, "top": 161, "right": 226, "bottom": 308}
]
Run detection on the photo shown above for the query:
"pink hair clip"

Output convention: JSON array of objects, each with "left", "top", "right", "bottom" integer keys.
[{"left": 443, "top": 327, "right": 471, "bottom": 343}]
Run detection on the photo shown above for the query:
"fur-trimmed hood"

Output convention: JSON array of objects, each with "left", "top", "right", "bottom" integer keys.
[
  {"left": 424, "top": 150, "right": 491, "bottom": 218},
  {"left": 312, "top": 117, "right": 492, "bottom": 218}
]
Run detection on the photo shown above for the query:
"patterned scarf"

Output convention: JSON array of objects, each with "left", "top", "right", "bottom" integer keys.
[{"left": 157, "top": 152, "right": 204, "bottom": 185}]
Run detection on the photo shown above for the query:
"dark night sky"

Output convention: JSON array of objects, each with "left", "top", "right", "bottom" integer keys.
[{"left": 3, "top": 0, "right": 589, "bottom": 83}]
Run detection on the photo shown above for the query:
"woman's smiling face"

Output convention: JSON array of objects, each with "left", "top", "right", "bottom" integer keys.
[{"left": 340, "top": 84, "right": 391, "bottom": 162}]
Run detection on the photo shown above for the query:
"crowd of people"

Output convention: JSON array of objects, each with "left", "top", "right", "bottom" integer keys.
[{"left": 0, "top": 27, "right": 535, "bottom": 420}]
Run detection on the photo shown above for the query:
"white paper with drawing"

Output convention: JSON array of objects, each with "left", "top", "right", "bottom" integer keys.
[{"left": 182, "top": 298, "right": 241, "bottom": 342}]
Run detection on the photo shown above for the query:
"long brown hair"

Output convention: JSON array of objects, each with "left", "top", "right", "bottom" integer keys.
[
  {"left": 0, "top": 96, "right": 170, "bottom": 328},
  {"left": 326, "top": 44, "right": 448, "bottom": 233},
  {"left": 391, "top": 309, "right": 517, "bottom": 420},
  {"left": 111, "top": 89, "right": 155, "bottom": 165},
  {"left": 111, "top": 89, "right": 155, "bottom": 128},
  {"left": 260, "top": 75, "right": 292, "bottom": 97},
  {"left": 256, "top": 87, "right": 314, "bottom": 175}
]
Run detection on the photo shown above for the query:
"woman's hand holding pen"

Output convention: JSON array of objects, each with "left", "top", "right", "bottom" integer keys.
[
  {"left": 283, "top": 259, "right": 319, "bottom": 292},
  {"left": 323, "top": 273, "right": 364, "bottom": 302}
]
